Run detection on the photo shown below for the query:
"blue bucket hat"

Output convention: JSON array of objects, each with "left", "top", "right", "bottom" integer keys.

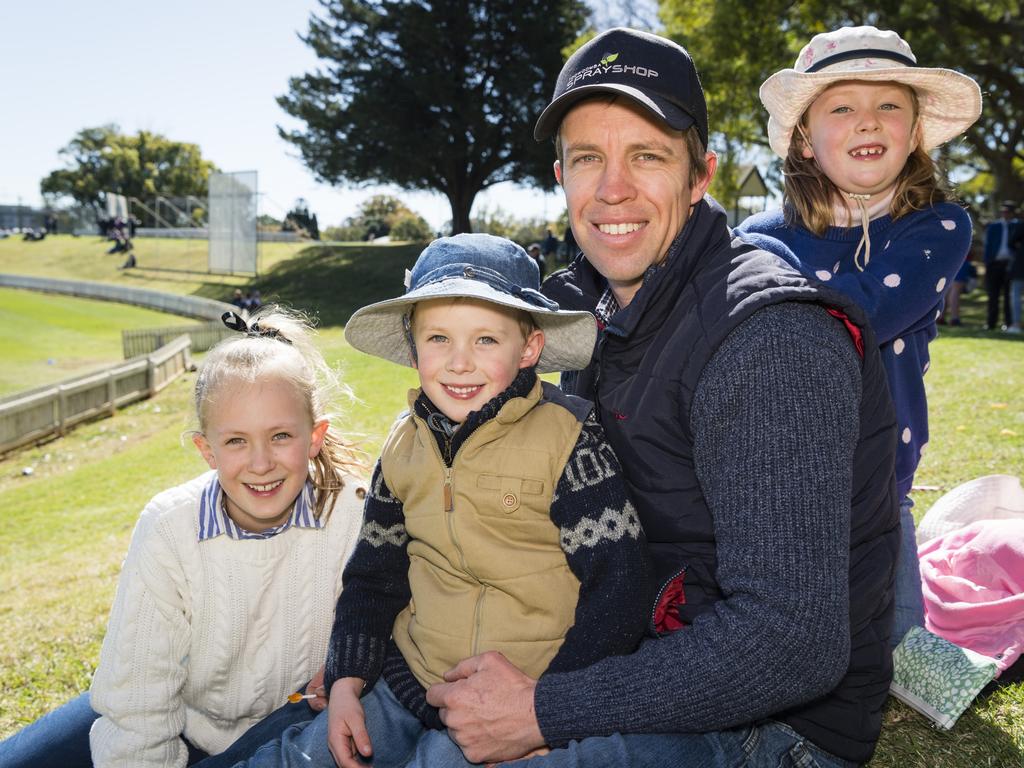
[{"left": 344, "top": 233, "right": 597, "bottom": 373}]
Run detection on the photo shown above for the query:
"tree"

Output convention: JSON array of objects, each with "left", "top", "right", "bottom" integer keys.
[
  {"left": 660, "top": 0, "right": 1024, "bottom": 213},
  {"left": 390, "top": 212, "right": 433, "bottom": 241},
  {"left": 283, "top": 198, "right": 321, "bottom": 239},
  {"left": 40, "top": 125, "right": 217, "bottom": 221},
  {"left": 324, "top": 194, "right": 431, "bottom": 241},
  {"left": 660, "top": 1, "right": 807, "bottom": 212},
  {"left": 278, "top": 0, "right": 589, "bottom": 234}
]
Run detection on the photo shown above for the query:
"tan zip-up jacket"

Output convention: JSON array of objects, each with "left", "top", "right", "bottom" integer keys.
[{"left": 381, "top": 380, "right": 583, "bottom": 688}]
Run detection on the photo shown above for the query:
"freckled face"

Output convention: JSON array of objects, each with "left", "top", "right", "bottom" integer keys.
[
  {"left": 555, "top": 99, "right": 713, "bottom": 307},
  {"left": 192, "top": 378, "right": 327, "bottom": 532},
  {"left": 802, "top": 81, "right": 920, "bottom": 198},
  {"left": 411, "top": 298, "right": 543, "bottom": 423}
]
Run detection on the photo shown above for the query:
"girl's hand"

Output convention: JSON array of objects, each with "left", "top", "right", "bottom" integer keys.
[
  {"left": 304, "top": 666, "right": 328, "bottom": 712},
  {"left": 327, "top": 677, "right": 372, "bottom": 768}
]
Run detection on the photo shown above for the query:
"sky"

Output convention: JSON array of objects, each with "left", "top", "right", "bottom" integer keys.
[{"left": 0, "top": 0, "right": 569, "bottom": 231}]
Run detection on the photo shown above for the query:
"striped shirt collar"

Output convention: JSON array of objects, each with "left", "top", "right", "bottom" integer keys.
[{"left": 198, "top": 475, "right": 321, "bottom": 541}]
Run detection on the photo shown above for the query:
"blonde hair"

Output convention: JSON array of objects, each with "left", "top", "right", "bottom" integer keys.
[
  {"left": 194, "top": 306, "right": 366, "bottom": 519},
  {"left": 782, "top": 83, "right": 953, "bottom": 234}
]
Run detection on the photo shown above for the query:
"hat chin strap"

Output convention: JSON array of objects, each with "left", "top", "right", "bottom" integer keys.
[
  {"left": 798, "top": 122, "right": 890, "bottom": 272},
  {"left": 846, "top": 193, "right": 873, "bottom": 272},
  {"left": 834, "top": 187, "right": 896, "bottom": 272}
]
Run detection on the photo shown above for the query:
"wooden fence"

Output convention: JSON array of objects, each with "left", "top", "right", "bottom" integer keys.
[
  {"left": 123, "top": 321, "right": 233, "bottom": 358},
  {"left": 0, "top": 335, "right": 192, "bottom": 456}
]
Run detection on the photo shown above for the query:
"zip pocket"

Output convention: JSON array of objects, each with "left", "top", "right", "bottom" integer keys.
[{"left": 650, "top": 567, "right": 687, "bottom": 636}]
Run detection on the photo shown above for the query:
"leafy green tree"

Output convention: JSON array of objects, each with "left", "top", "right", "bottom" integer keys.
[
  {"left": 40, "top": 125, "right": 217, "bottom": 221},
  {"left": 390, "top": 212, "right": 433, "bottom": 242},
  {"left": 278, "top": 0, "right": 589, "bottom": 234},
  {"left": 325, "top": 194, "right": 431, "bottom": 241},
  {"left": 659, "top": 1, "right": 1024, "bottom": 212},
  {"left": 284, "top": 198, "right": 321, "bottom": 240}
]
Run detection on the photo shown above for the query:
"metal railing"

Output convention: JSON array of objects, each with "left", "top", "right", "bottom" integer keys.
[{"left": 0, "top": 273, "right": 234, "bottom": 320}]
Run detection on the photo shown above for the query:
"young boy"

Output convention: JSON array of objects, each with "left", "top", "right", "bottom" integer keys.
[{"left": 322, "top": 233, "right": 652, "bottom": 767}]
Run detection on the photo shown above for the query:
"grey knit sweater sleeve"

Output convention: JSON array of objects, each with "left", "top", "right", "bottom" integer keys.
[{"left": 534, "top": 302, "right": 862, "bottom": 743}]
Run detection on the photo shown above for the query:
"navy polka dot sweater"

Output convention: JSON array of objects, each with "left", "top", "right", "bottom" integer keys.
[{"left": 738, "top": 203, "right": 972, "bottom": 499}]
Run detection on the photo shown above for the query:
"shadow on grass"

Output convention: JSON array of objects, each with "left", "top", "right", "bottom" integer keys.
[
  {"left": 112, "top": 242, "right": 426, "bottom": 324},
  {"left": 246, "top": 242, "right": 425, "bottom": 327}
]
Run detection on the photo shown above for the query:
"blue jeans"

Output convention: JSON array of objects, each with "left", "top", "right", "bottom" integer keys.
[
  {"left": 892, "top": 497, "right": 925, "bottom": 647},
  {"left": 235, "top": 682, "right": 856, "bottom": 768},
  {"left": 0, "top": 692, "right": 96, "bottom": 768},
  {"left": 236, "top": 678, "right": 475, "bottom": 768},
  {"left": 496, "top": 721, "right": 858, "bottom": 768},
  {"left": 0, "top": 691, "right": 315, "bottom": 768},
  {"left": 192, "top": 699, "right": 318, "bottom": 768}
]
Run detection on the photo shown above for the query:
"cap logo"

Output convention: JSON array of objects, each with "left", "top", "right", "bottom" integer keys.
[{"left": 563, "top": 52, "right": 659, "bottom": 91}]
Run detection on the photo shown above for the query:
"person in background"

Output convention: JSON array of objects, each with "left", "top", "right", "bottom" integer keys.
[
  {"left": 940, "top": 248, "right": 978, "bottom": 327},
  {"left": 983, "top": 201, "right": 1019, "bottom": 331},
  {"left": 541, "top": 227, "right": 560, "bottom": 266},
  {"left": 528, "top": 241, "right": 547, "bottom": 278},
  {"left": 1006, "top": 216, "right": 1024, "bottom": 333}
]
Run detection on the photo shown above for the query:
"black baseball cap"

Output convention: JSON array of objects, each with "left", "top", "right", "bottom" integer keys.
[{"left": 534, "top": 27, "right": 709, "bottom": 148}]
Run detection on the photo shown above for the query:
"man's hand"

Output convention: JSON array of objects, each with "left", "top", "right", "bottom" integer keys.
[
  {"left": 327, "top": 677, "right": 371, "bottom": 768},
  {"left": 426, "top": 651, "right": 546, "bottom": 764},
  {"left": 305, "top": 666, "right": 328, "bottom": 712}
]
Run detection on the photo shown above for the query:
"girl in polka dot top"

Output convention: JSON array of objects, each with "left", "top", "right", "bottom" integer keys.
[{"left": 737, "top": 26, "right": 981, "bottom": 646}]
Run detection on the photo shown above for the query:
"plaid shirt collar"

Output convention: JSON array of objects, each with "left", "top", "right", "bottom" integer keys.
[
  {"left": 592, "top": 263, "right": 663, "bottom": 327},
  {"left": 197, "top": 475, "right": 320, "bottom": 541}
]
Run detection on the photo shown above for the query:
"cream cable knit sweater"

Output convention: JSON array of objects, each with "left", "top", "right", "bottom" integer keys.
[{"left": 89, "top": 471, "right": 365, "bottom": 768}]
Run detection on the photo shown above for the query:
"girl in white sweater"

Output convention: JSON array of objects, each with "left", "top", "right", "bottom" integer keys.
[{"left": 0, "top": 307, "right": 365, "bottom": 768}]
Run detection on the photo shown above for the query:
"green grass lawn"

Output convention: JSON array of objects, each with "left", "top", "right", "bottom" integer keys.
[
  {"left": 0, "top": 233, "right": 316, "bottom": 302},
  {"left": 0, "top": 287, "right": 196, "bottom": 396},
  {"left": 0, "top": 239, "right": 1020, "bottom": 765}
]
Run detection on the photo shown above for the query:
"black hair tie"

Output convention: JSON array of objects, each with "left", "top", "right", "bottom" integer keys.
[{"left": 221, "top": 311, "right": 292, "bottom": 344}]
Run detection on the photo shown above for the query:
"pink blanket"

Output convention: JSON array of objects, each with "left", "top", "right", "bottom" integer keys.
[{"left": 920, "top": 518, "right": 1024, "bottom": 675}]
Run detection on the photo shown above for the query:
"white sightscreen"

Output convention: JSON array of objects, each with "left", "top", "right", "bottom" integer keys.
[
  {"left": 208, "top": 171, "right": 257, "bottom": 274},
  {"left": 105, "top": 194, "right": 128, "bottom": 220}
]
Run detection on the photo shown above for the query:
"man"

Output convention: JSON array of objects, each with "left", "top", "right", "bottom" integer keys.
[
  {"left": 541, "top": 227, "right": 561, "bottom": 266},
  {"left": 527, "top": 241, "right": 547, "bottom": 278},
  {"left": 983, "top": 201, "right": 1019, "bottom": 331},
  {"left": 426, "top": 28, "right": 900, "bottom": 768}
]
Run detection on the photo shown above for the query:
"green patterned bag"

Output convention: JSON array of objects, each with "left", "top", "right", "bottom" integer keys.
[{"left": 890, "top": 626, "right": 998, "bottom": 730}]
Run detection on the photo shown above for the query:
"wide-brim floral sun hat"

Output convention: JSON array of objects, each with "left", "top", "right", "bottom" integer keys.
[{"left": 760, "top": 26, "right": 982, "bottom": 158}]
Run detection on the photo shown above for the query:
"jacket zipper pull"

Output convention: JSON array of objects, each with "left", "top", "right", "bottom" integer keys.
[{"left": 443, "top": 468, "right": 454, "bottom": 512}]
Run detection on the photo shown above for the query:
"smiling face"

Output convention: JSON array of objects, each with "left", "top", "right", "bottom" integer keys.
[
  {"left": 410, "top": 297, "right": 544, "bottom": 423},
  {"left": 554, "top": 98, "right": 715, "bottom": 307},
  {"left": 802, "top": 80, "right": 920, "bottom": 199},
  {"left": 193, "top": 377, "right": 328, "bottom": 532}
]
